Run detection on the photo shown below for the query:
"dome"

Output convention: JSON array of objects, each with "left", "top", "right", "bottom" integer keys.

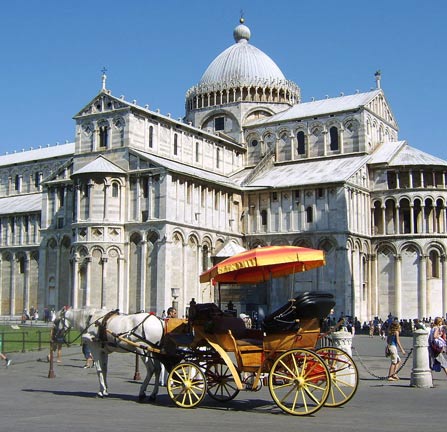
[
  {"left": 185, "top": 20, "right": 300, "bottom": 114},
  {"left": 199, "top": 21, "right": 286, "bottom": 86}
]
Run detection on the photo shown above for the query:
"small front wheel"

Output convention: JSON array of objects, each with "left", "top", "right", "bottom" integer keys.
[
  {"left": 269, "top": 349, "right": 330, "bottom": 416},
  {"left": 167, "top": 362, "right": 206, "bottom": 408}
]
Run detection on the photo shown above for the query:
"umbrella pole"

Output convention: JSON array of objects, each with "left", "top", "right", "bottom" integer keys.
[{"left": 217, "top": 282, "right": 221, "bottom": 310}]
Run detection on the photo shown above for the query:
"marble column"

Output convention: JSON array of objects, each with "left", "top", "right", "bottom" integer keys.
[{"left": 410, "top": 329, "right": 433, "bottom": 388}]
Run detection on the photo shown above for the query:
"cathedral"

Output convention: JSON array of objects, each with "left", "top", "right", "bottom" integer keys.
[{"left": 1, "top": 19, "right": 446, "bottom": 323}]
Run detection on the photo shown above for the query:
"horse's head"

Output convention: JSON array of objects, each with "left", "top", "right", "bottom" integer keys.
[{"left": 52, "top": 306, "right": 72, "bottom": 342}]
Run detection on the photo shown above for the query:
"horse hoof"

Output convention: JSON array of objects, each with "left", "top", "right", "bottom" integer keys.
[
  {"left": 96, "top": 393, "right": 104, "bottom": 398},
  {"left": 138, "top": 394, "right": 146, "bottom": 403},
  {"left": 148, "top": 395, "right": 156, "bottom": 402}
]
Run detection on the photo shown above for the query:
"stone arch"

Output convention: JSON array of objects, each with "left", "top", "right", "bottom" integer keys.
[
  {"left": 185, "top": 235, "right": 199, "bottom": 306},
  {"left": 129, "top": 232, "right": 143, "bottom": 313},
  {"left": 89, "top": 247, "right": 104, "bottom": 308},
  {"left": 248, "top": 239, "right": 267, "bottom": 249},
  {"left": 59, "top": 236, "right": 72, "bottom": 307},
  {"left": 308, "top": 122, "right": 324, "bottom": 157},
  {"left": 243, "top": 107, "right": 275, "bottom": 122},
  {"left": 106, "top": 247, "right": 121, "bottom": 309},
  {"left": 400, "top": 242, "right": 421, "bottom": 318},
  {"left": 144, "top": 231, "right": 160, "bottom": 312},
  {"left": 277, "top": 128, "right": 292, "bottom": 162},
  {"left": 292, "top": 238, "right": 313, "bottom": 248}
]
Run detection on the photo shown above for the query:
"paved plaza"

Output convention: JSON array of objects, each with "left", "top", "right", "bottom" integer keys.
[{"left": 0, "top": 334, "right": 446, "bottom": 432}]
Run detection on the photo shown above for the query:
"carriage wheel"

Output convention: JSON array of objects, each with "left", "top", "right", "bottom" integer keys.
[
  {"left": 167, "top": 362, "right": 206, "bottom": 408},
  {"left": 268, "top": 348, "right": 330, "bottom": 416},
  {"left": 315, "top": 347, "right": 359, "bottom": 407},
  {"left": 205, "top": 360, "right": 240, "bottom": 402}
]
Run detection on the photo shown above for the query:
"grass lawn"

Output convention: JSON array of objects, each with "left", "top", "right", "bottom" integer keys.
[{"left": 0, "top": 325, "right": 79, "bottom": 353}]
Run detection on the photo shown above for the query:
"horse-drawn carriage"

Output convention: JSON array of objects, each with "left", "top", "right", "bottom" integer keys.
[
  {"left": 55, "top": 246, "right": 358, "bottom": 416},
  {"left": 159, "top": 291, "right": 358, "bottom": 415}
]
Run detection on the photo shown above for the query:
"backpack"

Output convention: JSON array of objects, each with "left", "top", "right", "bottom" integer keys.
[{"left": 431, "top": 337, "right": 445, "bottom": 355}]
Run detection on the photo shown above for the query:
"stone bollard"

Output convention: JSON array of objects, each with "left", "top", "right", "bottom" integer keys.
[
  {"left": 330, "top": 329, "right": 355, "bottom": 385},
  {"left": 410, "top": 328, "right": 433, "bottom": 388},
  {"left": 330, "top": 328, "right": 353, "bottom": 356}
]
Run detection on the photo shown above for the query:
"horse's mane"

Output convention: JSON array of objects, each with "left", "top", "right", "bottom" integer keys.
[{"left": 66, "top": 307, "right": 110, "bottom": 332}]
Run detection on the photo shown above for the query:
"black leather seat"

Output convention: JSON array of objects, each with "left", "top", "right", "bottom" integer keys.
[{"left": 262, "top": 292, "right": 335, "bottom": 333}]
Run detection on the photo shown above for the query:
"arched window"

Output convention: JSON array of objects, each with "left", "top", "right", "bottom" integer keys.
[
  {"left": 112, "top": 183, "right": 119, "bottom": 198},
  {"left": 15, "top": 174, "right": 21, "bottom": 192},
  {"left": 297, "top": 131, "right": 306, "bottom": 155},
  {"left": 261, "top": 209, "right": 267, "bottom": 226},
  {"left": 306, "top": 206, "right": 313, "bottom": 223},
  {"left": 428, "top": 250, "right": 440, "bottom": 278},
  {"left": 330, "top": 126, "right": 339, "bottom": 151},
  {"left": 195, "top": 142, "right": 200, "bottom": 162},
  {"left": 99, "top": 124, "right": 108, "bottom": 148},
  {"left": 173, "top": 133, "right": 178, "bottom": 155},
  {"left": 149, "top": 126, "right": 153, "bottom": 148}
]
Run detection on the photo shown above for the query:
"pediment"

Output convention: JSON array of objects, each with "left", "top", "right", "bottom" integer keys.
[
  {"left": 365, "top": 92, "right": 398, "bottom": 128},
  {"left": 73, "top": 90, "right": 131, "bottom": 118},
  {"left": 43, "top": 158, "right": 74, "bottom": 184}
]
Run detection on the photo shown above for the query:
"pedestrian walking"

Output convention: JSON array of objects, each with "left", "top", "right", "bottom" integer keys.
[
  {"left": 0, "top": 335, "right": 11, "bottom": 367},
  {"left": 386, "top": 319, "right": 406, "bottom": 381},
  {"left": 429, "top": 317, "right": 447, "bottom": 376}
]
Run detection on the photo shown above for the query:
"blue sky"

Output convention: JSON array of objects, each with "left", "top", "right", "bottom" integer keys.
[{"left": 0, "top": 0, "right": 446, "bottom": 158}]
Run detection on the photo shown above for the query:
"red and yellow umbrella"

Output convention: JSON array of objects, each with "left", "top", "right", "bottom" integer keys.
[{"left": 200, "top": 245, "right": 325, "bottom": 284}]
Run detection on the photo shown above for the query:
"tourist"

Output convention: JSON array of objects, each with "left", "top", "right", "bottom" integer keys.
[
  {"left": 0, "top": 352, "right": 11, "bottom": 367},
  {"left": 82, "top": 342, "right": 94, "bottom": 368},
  {"left": 166, "top": 307, "right": 177, "bottom": 318},
  {"left": 240, "top": 313, "right": 252, "bottom": 329},
  {"left": 428, "top": 317, "right": 447, "bottom": 376},
  {"left": 386, "top": 320, "right": 406, "bottom": 381}
]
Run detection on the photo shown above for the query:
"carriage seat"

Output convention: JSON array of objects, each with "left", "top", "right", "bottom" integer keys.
[
  {"left": 262, "top": 292, "right": 335, "bottom": 334},
  {"left": 163, "top": 318, "right": 194, "bottom": 353},
  {"left": 211, "top": 317, "right": 263, "bottom": 350}
]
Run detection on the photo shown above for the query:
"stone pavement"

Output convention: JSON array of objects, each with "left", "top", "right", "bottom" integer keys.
[{"left": 0, "top": 334, "right": 446, "bottom": 432}]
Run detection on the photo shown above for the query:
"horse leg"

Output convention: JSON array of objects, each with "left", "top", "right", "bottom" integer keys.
[
  {"left": 95, "top": 351, "right": 109, "bottom": 398},
  {"left": 138, "top": 355, "right": 161, "bottom": 402}
]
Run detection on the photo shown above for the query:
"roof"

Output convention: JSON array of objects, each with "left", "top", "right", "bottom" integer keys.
[
  {"left": 0, "top": 193, "right": 42, "bottom": 215},
  {"left": 368, "top": 141, "right": 447, "bottom": 167},
  {"left": 132, "top": 150, "right": 238, "bottom": 187},
  {"left": 367, "top": 141, "right": 405, "bottom": 164},
  {"left": 0, "top": 143, "right": 74, "bottom": 167},
  {"left": 248, "top": 90, "right": 381, "bottom": 125},
  {"left": 72, "top": 156, "right": 126, "bottom": 176},
  {"left": 199, "top": 22, "right": 286, "bottom": 87},
  {"left": 215, "top": 241, "right": 246, "bottom": 258},
  {"left": 245, "top": 155, "right": 369, "bottom": 188},
  {"left": 389, "top": 145, "right": 447, "bottom": 167}
]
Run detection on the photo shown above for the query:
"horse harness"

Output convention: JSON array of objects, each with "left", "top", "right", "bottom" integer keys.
[{"left": 96, "top": 311, "right": 165, "bottom": 355}]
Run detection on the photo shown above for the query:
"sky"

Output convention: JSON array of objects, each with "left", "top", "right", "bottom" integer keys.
[{"left": 0, "top": 0, "right": 446, "bottom": 159}]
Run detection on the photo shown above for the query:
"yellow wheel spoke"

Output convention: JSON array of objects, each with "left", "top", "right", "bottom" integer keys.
[{"left": 303, "top": 385, "right": 322, "bottom": 404}]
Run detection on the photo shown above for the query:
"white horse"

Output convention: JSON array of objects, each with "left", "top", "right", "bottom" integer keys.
[{"left": 55, "top": 307, "right": 165, "bottom": 400}]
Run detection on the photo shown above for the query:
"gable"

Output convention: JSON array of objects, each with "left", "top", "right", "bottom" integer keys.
[
  {"left": 43, "top": 158, "right": 74, "bottom": 184},
  {"left": 73, "top": 90, "right": 131, "bottom": 118},
  {"left": 364, "top": 92, "right": 398, "bottom": 129}
]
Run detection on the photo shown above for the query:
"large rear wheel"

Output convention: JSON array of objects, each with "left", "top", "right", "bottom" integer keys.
[
  {"left": 315, "top": 347, "right": 359, "bottom": 407},
  {"left": 268, "top": 349, "right": 330, "bottom": 416},
  {"left": 167, "top": 362, "right": 206, "bottom": 408}
]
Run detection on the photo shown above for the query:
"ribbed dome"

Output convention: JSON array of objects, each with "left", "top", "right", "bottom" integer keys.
[
  {"left": 199, "top": 22, "right": 286, "bottom": 86},
  {"left": 185, "top": 20, "right": 300, "bottom": 114}
]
